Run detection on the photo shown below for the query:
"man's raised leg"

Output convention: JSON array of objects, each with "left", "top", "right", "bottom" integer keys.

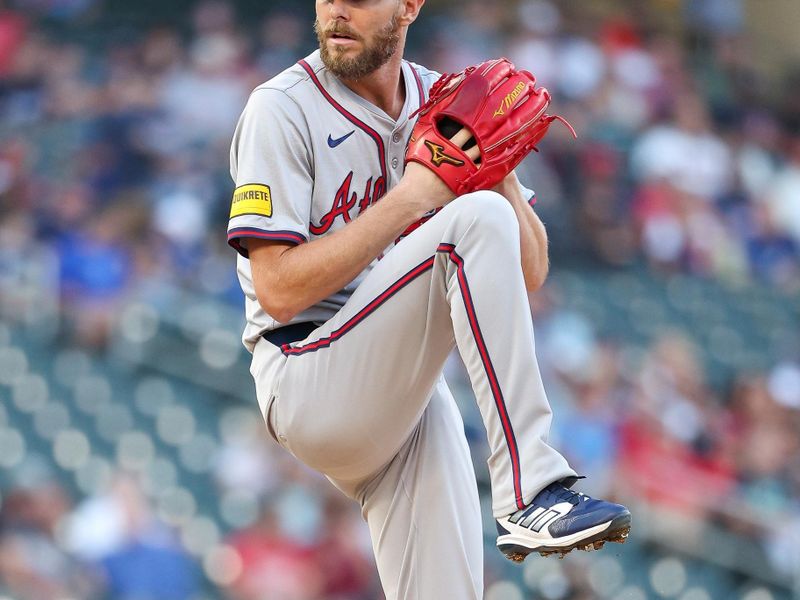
[{"left": 259, "top": 190, "right": 628, "bottom": 570}]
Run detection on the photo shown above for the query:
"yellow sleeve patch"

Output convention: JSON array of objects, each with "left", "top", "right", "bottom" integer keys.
[{"left": 230, "top": 184, "right": 273, "bottom": 218}]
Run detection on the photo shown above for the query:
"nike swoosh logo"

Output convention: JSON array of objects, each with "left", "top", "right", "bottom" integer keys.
[{"left": 327, "top": 131, "right": 355, "bottom": 148}]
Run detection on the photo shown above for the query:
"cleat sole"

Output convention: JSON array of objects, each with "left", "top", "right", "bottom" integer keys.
[{"left": 498, "top": 513, "right": 631, "bottom": 563}]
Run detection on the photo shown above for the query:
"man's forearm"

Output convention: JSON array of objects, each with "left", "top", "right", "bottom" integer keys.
[
  {"left": 251, "top": 182, "right": 425, "bottom": 321},
  {"left": 250, "top": 163, "right": 453, "bottom": 322},
  {"left": 499, "top": 180, "right": 549, "bottom": 291}
]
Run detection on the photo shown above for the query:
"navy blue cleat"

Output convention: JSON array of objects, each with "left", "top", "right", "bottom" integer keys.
[{"left": 496, "top": 479, "right": 631, "bottom": 562}]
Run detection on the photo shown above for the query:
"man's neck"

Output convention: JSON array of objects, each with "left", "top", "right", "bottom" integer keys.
[{"left": 340, "top": 53, "right": 406, "bottom": 121}]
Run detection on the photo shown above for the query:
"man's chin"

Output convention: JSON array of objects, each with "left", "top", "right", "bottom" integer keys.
[
  {"left": 326, "top": 61, "right": 369, "bottom": 80},
  {"left": 321, "top": 49, "right": 368, "bottom": 79}
]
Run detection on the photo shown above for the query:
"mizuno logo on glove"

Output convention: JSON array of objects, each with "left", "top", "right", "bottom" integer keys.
[
  {"left": 424, "top": 140, "right": 465, "bottom": 168},
  {"left": 493, "top": 81, "right": 526, "bottom": 118}
]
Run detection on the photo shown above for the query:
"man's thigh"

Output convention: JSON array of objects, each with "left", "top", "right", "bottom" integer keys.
[{"left": 270, "top": 204, "right": 474, "bottom": 481}]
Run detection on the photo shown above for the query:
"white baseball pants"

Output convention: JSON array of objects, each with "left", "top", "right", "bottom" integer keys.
[{"left": 250, "top": 191, "right": 575, "bottom": 599}]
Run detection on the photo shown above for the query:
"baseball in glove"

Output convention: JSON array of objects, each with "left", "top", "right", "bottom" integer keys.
[{"left": 405, "top": 58, "right": 575, "bottom": 196}]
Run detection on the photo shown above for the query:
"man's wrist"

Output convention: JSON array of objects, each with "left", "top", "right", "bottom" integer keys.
[
  {"left": 398, "top": 163, "right": 454, "bottom": 215},
  {"left": 499, "top": 181, "right": 527, "bottom": 207},
  {"left": 384, "top": 178, "right": 434, "bottom": 222}
]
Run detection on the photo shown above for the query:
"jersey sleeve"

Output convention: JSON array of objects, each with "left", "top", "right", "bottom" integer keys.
[
  {"left": 228, "top": 87, "right": 313, "bottom": 258},
  {"left": 519, "top": 181, "right": 537, "bottom": 207}
]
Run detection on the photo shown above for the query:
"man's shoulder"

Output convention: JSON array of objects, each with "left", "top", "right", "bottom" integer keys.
[
  {"left": 404, "top": 60, "right": 440, "bottom": 80},
  {"left": 404, "top": 60, "right": 441, "bottom": 91},
  {"left": 251, "top": 51, "right": 323, "bottom": 101}
]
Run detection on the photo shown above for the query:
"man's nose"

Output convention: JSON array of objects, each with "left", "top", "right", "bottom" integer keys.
[{"left": 327, "top": 0, "right": 351, "bottom": 22}]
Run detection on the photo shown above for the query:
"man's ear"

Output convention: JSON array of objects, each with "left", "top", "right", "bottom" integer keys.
[{"left": 397, "top": 0, "right": 425, "bottom": 27}]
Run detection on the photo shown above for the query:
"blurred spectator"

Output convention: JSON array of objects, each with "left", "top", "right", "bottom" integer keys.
[
  {"left": 225, "top": 499, "right": 324, "bottom": 600},
  {"left": 631, "top": 94, "right": 733, "bottom": 200},
  {"left": 684, "top": 0, "right": 745, "bottom": 37},
  {"left": 315, "top": 495, "right": 376, "bottom": 599},
  {"left": 764, "top": 134, "right": 800, "bottom": 247},
  {"left": 0, "top": 471, "right": 96, "bottom": 600},
  {"left": 158, "top": 34, "right": 248, "bottom": 143},
  {"left": 257, "top": 11, "right": 309, "bottom": 78},
  {"left": 0, "top": 6, "right": 26, "bottom": 75},
  {"left": 66, "top": 473, "right": 200, "bottom": 600},
  {"left": 552, "top": 341, "right": 624, "bottom": 496},
  {"left": 224, "top": 490, "right": 375, "bottom": 600}
]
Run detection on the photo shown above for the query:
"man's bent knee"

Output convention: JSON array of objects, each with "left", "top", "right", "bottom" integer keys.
[
  {"left": 445, "top": 190, "right": 520, "bottom": 245},
  {"left": 452, "top": 190, "right": 514, "bottom": 218}
]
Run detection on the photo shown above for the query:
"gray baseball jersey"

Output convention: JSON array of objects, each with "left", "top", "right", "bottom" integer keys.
[
  {"left": 228, "top": 50, "right": 534, "bottom": 352},
  {"left": 229, "top": 50, "right": 572, "bottom": 599}
]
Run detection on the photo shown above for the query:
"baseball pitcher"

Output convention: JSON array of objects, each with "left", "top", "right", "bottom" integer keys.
[{"left": 227, "top": 1, "right": 631, "bottom": 598}]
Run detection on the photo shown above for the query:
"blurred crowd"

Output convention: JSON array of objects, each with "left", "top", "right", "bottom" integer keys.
[
  {"left": 3, "top": 300, "right": 799, "bottom": 600},
  {"left": 0, "top": 411, "right": 378, "bottom": 600},
  {"left": 531, "top": 289, "right": 800, "bottom": 581},
  {"left": 0, "top": 0, "right": 799, "bottom": 343},
  {"left": 2, "top": 0, "right": 800, "bottom": 598},
  {"left": 489, "top": 2, "right": 800, "bottom": 290}
]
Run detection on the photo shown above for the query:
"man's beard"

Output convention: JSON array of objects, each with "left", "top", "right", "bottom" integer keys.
[{"left": 315, "top": 15, "right": 401, "bottom": 80}]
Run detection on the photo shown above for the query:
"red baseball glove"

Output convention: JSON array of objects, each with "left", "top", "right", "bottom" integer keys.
[{"left": 405, "top": 58, "right": 575, "bottom": 196}]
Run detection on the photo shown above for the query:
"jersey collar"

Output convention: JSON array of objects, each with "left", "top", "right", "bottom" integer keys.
[{"left": 304, "top": 50, "right": 420, "bottom": 126}]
